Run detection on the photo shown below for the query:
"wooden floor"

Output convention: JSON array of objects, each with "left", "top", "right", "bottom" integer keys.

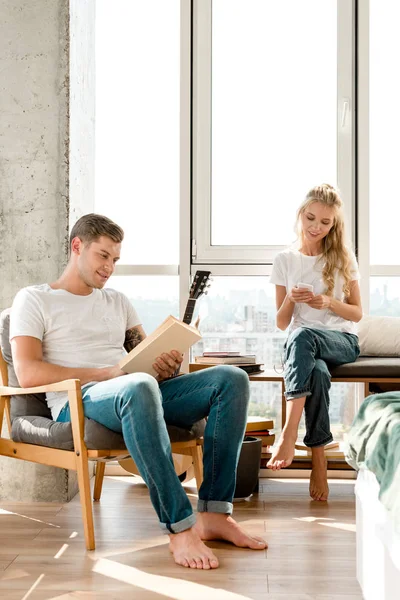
[{"left": 0, "top": 476, "right": 362, "bottom": 600}]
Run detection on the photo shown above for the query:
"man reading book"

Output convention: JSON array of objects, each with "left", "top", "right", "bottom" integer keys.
[{"left": 10, "top": 213, "right": 267, "bottom": 570}]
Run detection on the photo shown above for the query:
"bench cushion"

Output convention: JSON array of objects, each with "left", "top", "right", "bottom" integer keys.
[
  {"left": 331, "top": 356, "right": 400, "bottom": 378},
  {"left": 1, "top": 308, "right": 205, "bottom": 451}
]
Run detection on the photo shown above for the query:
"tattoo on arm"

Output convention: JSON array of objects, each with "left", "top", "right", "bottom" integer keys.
[{"left": 124, "top": 327, "right": 145, "bottom": 353}]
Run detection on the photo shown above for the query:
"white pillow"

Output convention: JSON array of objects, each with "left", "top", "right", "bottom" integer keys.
[{"left": 357, "top": 315, "right": 400, "bottom": 356}]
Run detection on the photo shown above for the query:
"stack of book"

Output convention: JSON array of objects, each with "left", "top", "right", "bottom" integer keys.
[
  {"left": 194, "top": 352, "right": 264, "bottom": 375},
  {"left": 245, "top": 416, "right": 275, "bottom": 449}
]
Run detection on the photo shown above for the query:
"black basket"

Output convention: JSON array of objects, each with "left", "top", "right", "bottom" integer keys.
[{"left": 234, "top": 435, "right": 262, "bottom": 499}]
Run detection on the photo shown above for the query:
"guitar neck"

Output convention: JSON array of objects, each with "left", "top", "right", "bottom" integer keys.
[{"left": 182, "top": 299, "right": 197, "bottom": 325}]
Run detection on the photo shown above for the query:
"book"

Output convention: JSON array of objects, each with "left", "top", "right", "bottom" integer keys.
[
  {"left": 119, "top": 315, "right": 202, "bottom": 377},
  {"left": 194, "top": 355, "right": 256, "bottom": 365},
  {"left": 246, "top": 429, "right": 271, "bottom": 436},
  {"left": 203, "top": 351, "right": 241, "bottom": 357},
  {"left": 237, "top": 363, "right": 264, "bottom": 375},
  {"left": 252, "top": 434, "right": 276, "bottom": 447},
  {"left": 245, "top": 417, "right": 274, "bottom": 431}
]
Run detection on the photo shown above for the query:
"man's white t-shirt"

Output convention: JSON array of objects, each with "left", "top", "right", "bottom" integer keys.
[
  {"left": 270, "top": 248, "right": 360, "bottom": 336},
  {"left": 10, "top": 284, "right": 141, "bottom": 420}
]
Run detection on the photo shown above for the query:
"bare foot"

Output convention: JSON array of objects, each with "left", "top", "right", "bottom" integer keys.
[
  {"left": 194, "top": 512, "right": 267, "bottom": 550},
  {"left": 267, "top": 431, "right": 296, "bottom": 470},
  {"left": 309, "top": 447, "right": 329, "bottom": 501},
  {"left": 169, "top": 527, "right": 219, "bottom": 569}
]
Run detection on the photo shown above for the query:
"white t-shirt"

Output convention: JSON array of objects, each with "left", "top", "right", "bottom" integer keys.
[
  {"left": 10, "top": 284, "right": 141, "bottom": 420},
  {"left": 270, "top": 248, "right": 360, "bottom": 335}
]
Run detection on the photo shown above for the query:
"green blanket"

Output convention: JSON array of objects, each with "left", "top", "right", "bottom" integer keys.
[{"left": 346, "top": 392, "right": 400, "bottom": 532}]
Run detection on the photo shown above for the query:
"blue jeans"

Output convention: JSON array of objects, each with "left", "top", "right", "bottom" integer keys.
[
  {"left": 284, "top": 327, "right": 360, "bottom": 447},
  {"left": 57, "top": 365, "right": 249, "bottom": 533}
]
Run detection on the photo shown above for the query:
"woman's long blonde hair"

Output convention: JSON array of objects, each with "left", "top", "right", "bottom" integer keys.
[{"left": 296, "top": 184, "right": 353, "bottom": 298}]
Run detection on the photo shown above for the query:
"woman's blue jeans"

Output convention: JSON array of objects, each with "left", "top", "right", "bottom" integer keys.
[
  {"left": 57, "top": 365, "right": 249, "bottom": 533},
  {"left": 283, "top": 327, "right": 360, "bottom": 447}
]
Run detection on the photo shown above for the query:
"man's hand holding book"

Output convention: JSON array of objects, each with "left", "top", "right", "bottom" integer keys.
[{"left": 153, "top": 350, "right": 183, "bottom": 382}]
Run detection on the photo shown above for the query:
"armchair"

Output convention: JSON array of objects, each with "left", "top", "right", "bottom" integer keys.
[{"left": 0, "top": 309, "right": 204, "bottom": 550}]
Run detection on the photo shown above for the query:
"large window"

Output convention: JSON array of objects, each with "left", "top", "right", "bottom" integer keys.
[
  {"left": 192, "top": 0, "right": 355, "bottom": 264},
  {"left": 369, "top": 0, "right": 400, "bottom": 266},
  {"left": 358, "top": 0, "right": 400, "bottom": 312},
  {"left": 94, "top": 1, "right": 400, "bottom": 454},
  {"left": 211, "top": 0, "right": 337, "bottom": 247},
  {"left": 95, "top": 0, "right": 181, "bottom": 350},
  {"left": 95, "top": 0, "right": 180, "bottom": 266}
]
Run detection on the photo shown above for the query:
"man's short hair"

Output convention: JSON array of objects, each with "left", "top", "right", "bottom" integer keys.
[{"left": 70, "top": 213, "right": 124, "bottom": 248}]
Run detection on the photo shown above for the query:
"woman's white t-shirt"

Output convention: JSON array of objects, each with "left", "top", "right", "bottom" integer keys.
[{"left": 270, "top": 248, "right": 360, "bottom": 335}]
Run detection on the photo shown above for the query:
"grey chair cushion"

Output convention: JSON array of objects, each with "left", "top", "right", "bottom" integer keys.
[
  {"left": 1, "top": 308, "right": 205, "bottom": 451},
  {"left": 330, "top": 356, "right": 400, "bottom": 378}
]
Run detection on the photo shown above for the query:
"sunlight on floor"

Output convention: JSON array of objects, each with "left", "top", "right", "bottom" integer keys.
[
  {"left": 319, "top": 522, "right": 356, "bottom": 532},
  {"left": 294, "top": 516, "right": 335, "bottom": 522},
  {"left": 92, "top": 558, "right": 255, "bottom": 600},
  {"left": 293, "top": 515, "right": 356, "bottom": 532},
  {"left": 54, "top": 544, "right": 69, "bottom": 559},
  {"left": 21, "top": 573, "right": 45, "bottom": 600},
  {"left": 0, "top": 508, "right": 60, "bottom": 528}
]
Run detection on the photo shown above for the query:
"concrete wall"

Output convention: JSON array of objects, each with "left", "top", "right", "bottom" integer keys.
[
  {"left": 69, "top": 0, "right": 96, "bottom": 225},
  {"left": 0, "top": 0, "right": 95, "bottom": 501}
]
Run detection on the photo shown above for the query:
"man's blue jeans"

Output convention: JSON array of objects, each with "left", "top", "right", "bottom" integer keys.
[
  {"left": 57, "top": 365, "right": 249, "bottom": 533},
  {"left": 283, "top": 327, "right": 360, "bottom": 447}
]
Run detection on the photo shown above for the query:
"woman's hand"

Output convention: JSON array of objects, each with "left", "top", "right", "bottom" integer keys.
[
  {"left": 288, "top": 287, "right": 314, "bottom": 304},
  {"left": 307, "top": 294, "right": 331, "bottom": 310},
  {"left": 153, "top": 350, "right": 183, "bottom": 382}
]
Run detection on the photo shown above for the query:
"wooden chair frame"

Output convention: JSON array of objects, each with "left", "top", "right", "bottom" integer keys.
[{"left": 0, "top": 351, "right": 203, "bottom": 550}]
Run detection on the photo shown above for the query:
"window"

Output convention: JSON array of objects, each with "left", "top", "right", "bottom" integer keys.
[
  {"left": 370, "top": 278, "right": 400, "bottom": 317},
  {"left": 369, "top": 0, "right": 400, "bottom": 266},
  {"left": 95, "top": 2, "right": 181, "bottom": 353},
  {"left": 106, "top": 276, "right": 179, "bottom": 334},
  {"left": 358, "top": 0, "right": 400, "bottom": 312},
  {"left": 192, "top": 0, "right": 354, "bottom": 264},
  {"left": 95, "top": 0, "right": 180, "bottom": 266}
]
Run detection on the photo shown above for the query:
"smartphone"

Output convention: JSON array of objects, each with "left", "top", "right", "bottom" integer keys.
[{"left": 297, "top": 282, "right": 314, "bottom": 292}]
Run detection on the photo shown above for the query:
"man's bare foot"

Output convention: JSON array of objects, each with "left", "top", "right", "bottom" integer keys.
[
  {"left": 267, "top": 431, "right": 296, "bottom": 470},
  {"left": 194, "top": 512, "right": 267, "bottom": 550},
  {"left": 169, "top": 527, "right": 219, "bottom": 569},
  {"left": 309, "top": 447, "right": 329, "bottom": 501}
]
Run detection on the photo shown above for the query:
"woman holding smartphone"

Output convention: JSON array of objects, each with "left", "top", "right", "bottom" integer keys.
[{"left": 268, "top": 184, "right": 362, "bottom": 501}]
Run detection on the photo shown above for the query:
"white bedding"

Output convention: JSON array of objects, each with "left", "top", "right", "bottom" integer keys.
[{"left": 355, "top": 467, "right": 400, "bottom": 600}]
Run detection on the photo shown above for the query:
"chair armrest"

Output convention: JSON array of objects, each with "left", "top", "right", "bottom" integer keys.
[
  {"left": 0, "top": 379, "right": 81, "bottom": 396},
  {"left": 0, "top": 379, "right": 87, "bottom": 455}
]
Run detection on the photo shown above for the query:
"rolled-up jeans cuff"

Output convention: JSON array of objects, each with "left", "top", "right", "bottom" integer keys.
[
  {"left": 197, "top": 499, "right": 233, "bottom": 515},
  {"left": 159, "top": 512, "right": 196, "bottom": 534},
  {"left": 304, "top": 434, "right": 334, "bottom": 448},
  {"left": 284, "top": 389, "right": 312, "bottom": 400}
]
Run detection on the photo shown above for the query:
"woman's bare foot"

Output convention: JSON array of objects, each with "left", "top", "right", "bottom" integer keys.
[
  {"left": 194, "top": 512, "right": 267, "bottom": 550},
  {"left": 267, "top": 431, "right": 296, "bottom": 470},
  {"left": 169, "top": 527, "right": 219, "bottom": 569},
  {"left": 309, "top": 446, "right": 329, "bottom": 501}
]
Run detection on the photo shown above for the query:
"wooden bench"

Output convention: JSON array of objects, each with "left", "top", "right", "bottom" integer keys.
[{"left": 190, "top": 357, "right": 400, "bottom": 468}]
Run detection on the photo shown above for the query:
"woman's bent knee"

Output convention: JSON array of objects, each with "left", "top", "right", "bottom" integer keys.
[{"left": 287, "top": 327, "right": 314, "bottom": 347}]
